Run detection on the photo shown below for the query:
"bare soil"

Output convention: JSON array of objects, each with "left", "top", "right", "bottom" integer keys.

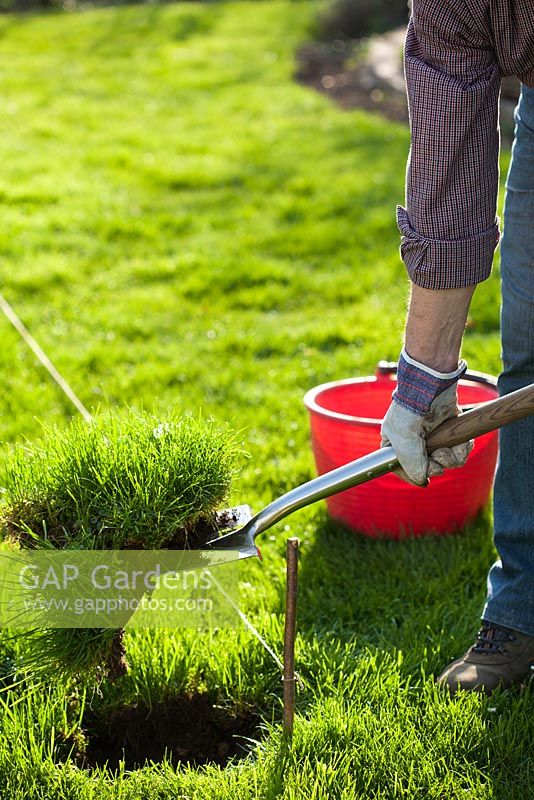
[
  {"left": 106, "top": 629, "right": 129, "bottom": 681},
  {"left": 77, "top": 693, "right": 261, "bottom": 770}
]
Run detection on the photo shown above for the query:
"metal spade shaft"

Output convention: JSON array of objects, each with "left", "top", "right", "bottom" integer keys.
[{"left": 205, "top": 382, "right": 534, "bottom": 557}]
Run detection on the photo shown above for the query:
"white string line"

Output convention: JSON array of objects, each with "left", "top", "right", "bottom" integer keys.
[
  {"left": 1, "top": 289, "right": 286, "bottom": 674},
  {"left": 208, "top": 571, "right": 285, "bottom": 672},
  {"left": 0, "top": 291, "right": 93, "bottom": 424},
  {"left": 210, "top": 572, "right": 304, "bottom": 688}
]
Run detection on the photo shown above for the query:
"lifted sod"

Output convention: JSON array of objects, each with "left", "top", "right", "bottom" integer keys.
[
  {"left": 2, "top": 411, "right": 241, "bottom": 550},
  {"left": 0, "top": 411, "right": 243, "bottom": 681}
]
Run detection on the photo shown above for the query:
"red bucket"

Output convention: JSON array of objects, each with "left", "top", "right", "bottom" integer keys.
[{"left": 303, "top": 364, "right": 499, "bottom": 538}]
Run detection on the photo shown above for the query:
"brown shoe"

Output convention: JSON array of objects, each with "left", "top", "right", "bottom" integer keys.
[{"left": 437, "top": 622, "right": 534, "bottom": 695}]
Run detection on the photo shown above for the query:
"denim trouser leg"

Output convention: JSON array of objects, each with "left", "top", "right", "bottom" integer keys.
[{"left": 482, "top": 84, "right": 534, "bottom": 636}]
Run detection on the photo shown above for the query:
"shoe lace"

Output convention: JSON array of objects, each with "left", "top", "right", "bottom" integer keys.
[{"left": 471, "top": 624, "right": 520, "bottom": 656}]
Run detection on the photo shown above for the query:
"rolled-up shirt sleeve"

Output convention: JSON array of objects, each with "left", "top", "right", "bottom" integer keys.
[{"left": 399, "top": 1, "right": 501, "bottom": 289}]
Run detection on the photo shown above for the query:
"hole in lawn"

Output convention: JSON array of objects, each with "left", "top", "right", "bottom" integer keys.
[{"left": 77, "top": 693, "right": 262, "bottom": 770}]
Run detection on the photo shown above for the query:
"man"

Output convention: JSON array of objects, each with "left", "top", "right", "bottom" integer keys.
[{"left": 381, "top": 1, "right": 534, "bottom": 694}]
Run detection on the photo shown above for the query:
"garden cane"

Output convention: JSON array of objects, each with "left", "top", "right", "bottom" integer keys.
[
  {"left": 283, "top": 537, "right": 300, "bottom": 739},
  {"left": 206, "top": 382, "right": 534, "bottom": 558}
]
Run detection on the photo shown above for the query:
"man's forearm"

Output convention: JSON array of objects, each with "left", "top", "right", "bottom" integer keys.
[{"left": 404, "top": 283, "right": 476, "bottom": 373}]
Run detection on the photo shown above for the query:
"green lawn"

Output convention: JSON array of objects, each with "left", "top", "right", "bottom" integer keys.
[{"left": 0, "top": 1, "right": 527, "bottom": 798}]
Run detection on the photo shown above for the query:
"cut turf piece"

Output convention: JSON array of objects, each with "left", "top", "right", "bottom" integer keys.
[
  {"left": 19, "top": 628, "right": 129, "bottom": 684},
  {"left": 0, "top": 411, "right": 243, "bottom": 682},
  {"left": 1, "top": 410, "right": 242, "bottom": 550}
]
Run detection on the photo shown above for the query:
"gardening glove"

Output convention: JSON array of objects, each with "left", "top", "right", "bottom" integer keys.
[{"left": 380, "top": 348, "right": 473, "bottom": 486}]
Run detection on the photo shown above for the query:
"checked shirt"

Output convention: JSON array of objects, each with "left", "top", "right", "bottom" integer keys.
[{"left": 399, "top": 0, "right": 534, "bottom": 289}]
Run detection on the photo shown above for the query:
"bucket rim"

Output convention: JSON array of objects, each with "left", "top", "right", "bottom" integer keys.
[{"left": 303, "top": 371, "right": 498, "bottom": 426}]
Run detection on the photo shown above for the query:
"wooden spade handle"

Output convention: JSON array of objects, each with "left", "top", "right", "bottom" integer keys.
[{"left": 427, "top": 383, "right": 534, "bottom": 453}]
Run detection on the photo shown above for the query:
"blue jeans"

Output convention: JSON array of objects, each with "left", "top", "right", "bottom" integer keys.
[{"left": 482, "top": 84, "right": 534, "bottom": 636}]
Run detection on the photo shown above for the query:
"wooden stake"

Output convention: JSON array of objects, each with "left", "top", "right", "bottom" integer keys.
[{"left": 283, "top": 536, "right": 300, "bottom": 738}]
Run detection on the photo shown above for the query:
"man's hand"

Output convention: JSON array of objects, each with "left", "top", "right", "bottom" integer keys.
[{"left": 381, "top": 348, "right": 473, "bottom": 486}]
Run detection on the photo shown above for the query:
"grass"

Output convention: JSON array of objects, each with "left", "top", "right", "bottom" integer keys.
[{"left": 0, "top": 0, "right": 524, "bottom": 797}]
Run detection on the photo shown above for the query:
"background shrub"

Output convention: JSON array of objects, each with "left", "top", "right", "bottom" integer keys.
[{"left": 315, "top": 0, "right": 409, "bottom": 41}]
